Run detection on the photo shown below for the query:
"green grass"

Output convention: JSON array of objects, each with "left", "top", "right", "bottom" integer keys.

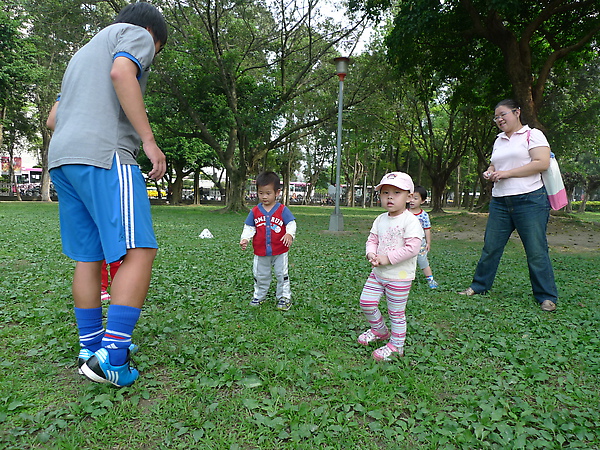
[
  {"left": 569, "top": 211, "right": 600, "bottom": 225},
  {"left": 1, "top": 202, "right": 599, "bottom": 449}
]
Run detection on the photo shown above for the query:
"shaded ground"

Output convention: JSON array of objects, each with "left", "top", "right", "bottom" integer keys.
[{"left": 432, "top": 211, "right": 600, "bottom": 252}]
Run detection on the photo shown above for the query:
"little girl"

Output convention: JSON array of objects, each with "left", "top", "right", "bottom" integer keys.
[{"left": 358, "top": 172, "right": 423, "bottom": 361}]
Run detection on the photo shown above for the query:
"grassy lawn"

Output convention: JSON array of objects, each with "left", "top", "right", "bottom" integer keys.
[
  {"left": 1, "top": 202, "right": 599, "bottom": 449},
  {"left": 570, "top": 211, "right": 600, "bottom": 225}
]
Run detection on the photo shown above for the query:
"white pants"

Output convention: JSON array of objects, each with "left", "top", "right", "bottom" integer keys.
[{"left": 253, "top": 253, "right": 291, "bottom": 301}]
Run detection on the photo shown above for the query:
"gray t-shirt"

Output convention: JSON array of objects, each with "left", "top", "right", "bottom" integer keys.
[{"left": 49, "top": 23, "right": 156, "bottom": 170}]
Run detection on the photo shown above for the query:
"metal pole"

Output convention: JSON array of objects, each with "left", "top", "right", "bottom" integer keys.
[{"left": 329, "top": 76, "right": 345, "bottom": 231}]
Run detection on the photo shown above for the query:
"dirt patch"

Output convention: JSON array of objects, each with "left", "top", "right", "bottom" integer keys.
[{"left": 432, "top": 212, "right": 600, "bottom": 252}]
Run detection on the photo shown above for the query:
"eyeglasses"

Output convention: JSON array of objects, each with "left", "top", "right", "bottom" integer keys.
[{"left": 493, "top": 109, "right": 517, "bottom": 123}]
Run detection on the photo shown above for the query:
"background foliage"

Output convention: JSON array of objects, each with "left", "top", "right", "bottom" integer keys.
[{"left": 1, "top": 0, "right": 600, "bottom": 209}]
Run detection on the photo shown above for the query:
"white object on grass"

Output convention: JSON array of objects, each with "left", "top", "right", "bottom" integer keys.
[{"left": 199, "top": 228, "right": 214, "bottom": 239}]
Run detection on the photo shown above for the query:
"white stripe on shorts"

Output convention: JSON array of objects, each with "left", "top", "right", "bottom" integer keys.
[{"left": 116, "top": 154, "right": 135, "bottom": 248}]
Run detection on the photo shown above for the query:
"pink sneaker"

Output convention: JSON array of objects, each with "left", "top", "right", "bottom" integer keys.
[
  {"left": 101, "top": 290, "right": 111, "bottom": 302},
  {"left": 357, "top": 328, "right": 391, "bottom": 346},
  {"left": 372, "top": 343, "right": 403, "bottom": 361}
]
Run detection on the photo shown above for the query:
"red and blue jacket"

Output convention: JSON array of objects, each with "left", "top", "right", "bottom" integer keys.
[{"left": 245, "top": 203, "right": 295, "bottom": 256}]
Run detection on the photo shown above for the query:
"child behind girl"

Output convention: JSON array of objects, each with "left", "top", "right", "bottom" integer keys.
[
  {"left": 409, "top": 186, "right": 439, "bottom": 288},
  {"left": 358, "top": 172, "right": 423, "bottom": 361}
]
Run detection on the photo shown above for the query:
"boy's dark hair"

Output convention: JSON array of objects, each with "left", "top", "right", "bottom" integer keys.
[
  {"left": 113, "top": 2, "right": 168, "bottom": 46},
  {"left": 414, "top": 185, "right": 427, "bottom": 201},
  {"left": 256, "top": 171, "right": 281, "bottom": 191}
]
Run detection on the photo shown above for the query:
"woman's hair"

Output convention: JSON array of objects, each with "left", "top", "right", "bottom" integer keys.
[
  {"left": 495, "top": 99, "right": 521, "bottom": 110},
  {"left": 113, "top": 2, "right": 168, "bottom": 46}
]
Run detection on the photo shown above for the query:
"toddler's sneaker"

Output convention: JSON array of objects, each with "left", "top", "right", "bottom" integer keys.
[
  {"left": 357, "top": 328, "right": 391, "bottom": 346},
  {"left": 101, "top": 290, "right": 111, "bottom": 301},
  {"left": 81, "top": 348, "right": 139, "bottom": 387},
  {"left": 276, "top": 298, "right": 292, "bottom": 311},
  {"left": 372, "top": 343, "right": 403, "bottom": 361},
  {"left": 250, "top": 298, "right": 266, "bottom": 307},
  {"left": 77, "top": 344, "right": 139, "bottom": 375},
  {"left": 427, "top": 278, "right": 439, "bottom": 289}
]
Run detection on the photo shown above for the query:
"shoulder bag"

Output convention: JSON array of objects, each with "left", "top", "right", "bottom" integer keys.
[{"left": 527, "top": 130, "right": 568, "bottom": 210}]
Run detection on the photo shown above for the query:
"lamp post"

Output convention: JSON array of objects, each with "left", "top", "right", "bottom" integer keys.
[{"left": 329, "top": 56, "right": 352, "bottom": 232}]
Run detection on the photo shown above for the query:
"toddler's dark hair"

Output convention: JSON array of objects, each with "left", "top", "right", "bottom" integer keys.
[
  {"left": 113, "top": 2, "right": 168, "bottom": 46},
  {"left": 256, "top": 171, "right": 281, "bottom": 191},
  {"left": 414, "top": 185, "right": 427, "bottom": 201}
]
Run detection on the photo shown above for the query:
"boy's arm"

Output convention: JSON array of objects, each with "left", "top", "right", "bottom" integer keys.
[
  {"left": 285, "top": 220, "right": 296, "bottom": 239},
  {"left": 281, "top": 220, "right": 296, "bottom": 247},
  {"left": 424, "top": 228, "right": 431, "bottom": 252},
  {"left": 240, "top": 224, "right": 256, "bottom": 250},
  {"left": 110, "top": 56, "right": 166, "bottom": 181},
  {"left": 46, "top": 101, "right": 59, "bottom": 130}
]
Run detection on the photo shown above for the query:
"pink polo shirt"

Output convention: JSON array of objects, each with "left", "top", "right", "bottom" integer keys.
[{"left": 491, "top": 125, "right": 550, "bottom": 197}]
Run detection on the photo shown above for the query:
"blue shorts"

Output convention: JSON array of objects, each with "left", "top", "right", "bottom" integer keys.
[{"left": 50, "top": 154, "right": 158, "bottom": 263}]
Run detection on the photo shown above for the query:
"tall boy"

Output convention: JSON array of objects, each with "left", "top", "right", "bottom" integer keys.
[
  {"left": 48, "top": 3, "right": 168, "bottom": 387},
  {"left": 240, "top": 172, "right": 297, "bottom": 311}
]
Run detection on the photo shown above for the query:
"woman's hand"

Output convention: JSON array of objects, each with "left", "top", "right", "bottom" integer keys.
[{"left": 489, "top": 170, "right": 510, "bottom": 182}]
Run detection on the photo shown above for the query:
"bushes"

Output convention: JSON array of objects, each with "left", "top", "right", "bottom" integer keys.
[{"left": 570, "top": 201, "right": 600, "bottom": 212}]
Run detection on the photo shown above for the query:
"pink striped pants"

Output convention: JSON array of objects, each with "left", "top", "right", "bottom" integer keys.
[{"left": 359, "top": 272, "right": 412, "bottom": 349}]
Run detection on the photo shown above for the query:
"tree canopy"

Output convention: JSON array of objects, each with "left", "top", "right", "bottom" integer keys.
[
  {"left": 3, "top": 0, "right": 600, "bottom": 211},
  {"left": 354, "top": 0, "right": 600, "bottom": 128}
]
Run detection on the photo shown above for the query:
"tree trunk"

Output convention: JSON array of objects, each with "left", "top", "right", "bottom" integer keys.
[
  {"left": 370, "top": 159, "right": 377, "bottom": 208},
  {"left": 430, "top": 176, "right": 447, "bottom": 213},
  {"left": 171, "top": 175, "right": 184, "bottom": 205},
  {"left": 281, "top": 154, "right": 291, "bottom": 206},
  {"left": 578, "top": 192, "right": 587, "bottom": 213},
  {"left": 453, "top": 165, "right": 461, "bottom": 209},
  {"left": 226, "top": 167, "right": 247, "bottom": 212},
  {"left": 170, "top": 161, "right": 192, "bottom": 205},
  {"left": 39, "top": 123, "right": 52, "bottom": 202},
  {"left": 193, "top": 171, "right": 201, "bottom": 205}
]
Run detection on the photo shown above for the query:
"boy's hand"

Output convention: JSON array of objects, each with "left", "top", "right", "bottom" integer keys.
[
  {"left": 145, "top": 142, "right": 167, "bottom": 181},
  {"left": 281, "top": 233, "right": 294, "bottom": 247},
  {"left": 426, "top": 242, "right": 431, "bottom": 252},
  {"left": 240, "top": 239, "right": 249, "bottom": 250}
]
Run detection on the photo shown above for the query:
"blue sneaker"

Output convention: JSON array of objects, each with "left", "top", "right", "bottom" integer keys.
[
  {"left": 78, "top": 348, "right": 95, "bottom": 375},
  {"left": 276, "top": 298, "right": 292, "bottom": 311},
  {"left": 427, "top": 278, "right": 439, "bottom": 289},
  {"left": 81, "top": 348, "right": 139, "bottom": 387},
  {"left": 250, "top": 298, "right": 266, "bottom": 307},
  {"left": 77, "top": 344, "right": 138, "bottom": 375}
]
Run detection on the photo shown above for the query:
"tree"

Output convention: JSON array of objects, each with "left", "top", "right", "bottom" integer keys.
[
  {"left": 539, "top": 58, "right": 600, "bottom": 212},
  {"left": 20, "top": 0, "right": 118, "bottom": 201},
  {"left": 153, "top": 0, "right": 372, "bottom": 211},
  {"left": 366, "top": 0, "right": 600, "bottom": 129},
  {"left": 0, "top": 8, "right": 39, "bottom": 179}
]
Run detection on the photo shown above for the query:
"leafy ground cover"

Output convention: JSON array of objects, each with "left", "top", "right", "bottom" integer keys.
[{"left": 1, "top": 202, "right": 599, "bottom": 449}]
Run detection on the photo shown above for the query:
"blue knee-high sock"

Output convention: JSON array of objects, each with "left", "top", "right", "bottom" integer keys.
[
  {"left": 102, "top": 304, "right": 141, "bottom": 366},
  {"left": 74, "top": 307, "right": 104, "bottom": 352}
]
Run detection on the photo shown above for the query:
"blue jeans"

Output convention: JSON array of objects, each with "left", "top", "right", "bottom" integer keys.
[{"left": 470, "top": 187, "right": 558, "bottom": 304}]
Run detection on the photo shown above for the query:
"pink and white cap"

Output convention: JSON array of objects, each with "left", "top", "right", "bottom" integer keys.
[{"left": 375, "top": 172, "right": 414, "bottom": 193}]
